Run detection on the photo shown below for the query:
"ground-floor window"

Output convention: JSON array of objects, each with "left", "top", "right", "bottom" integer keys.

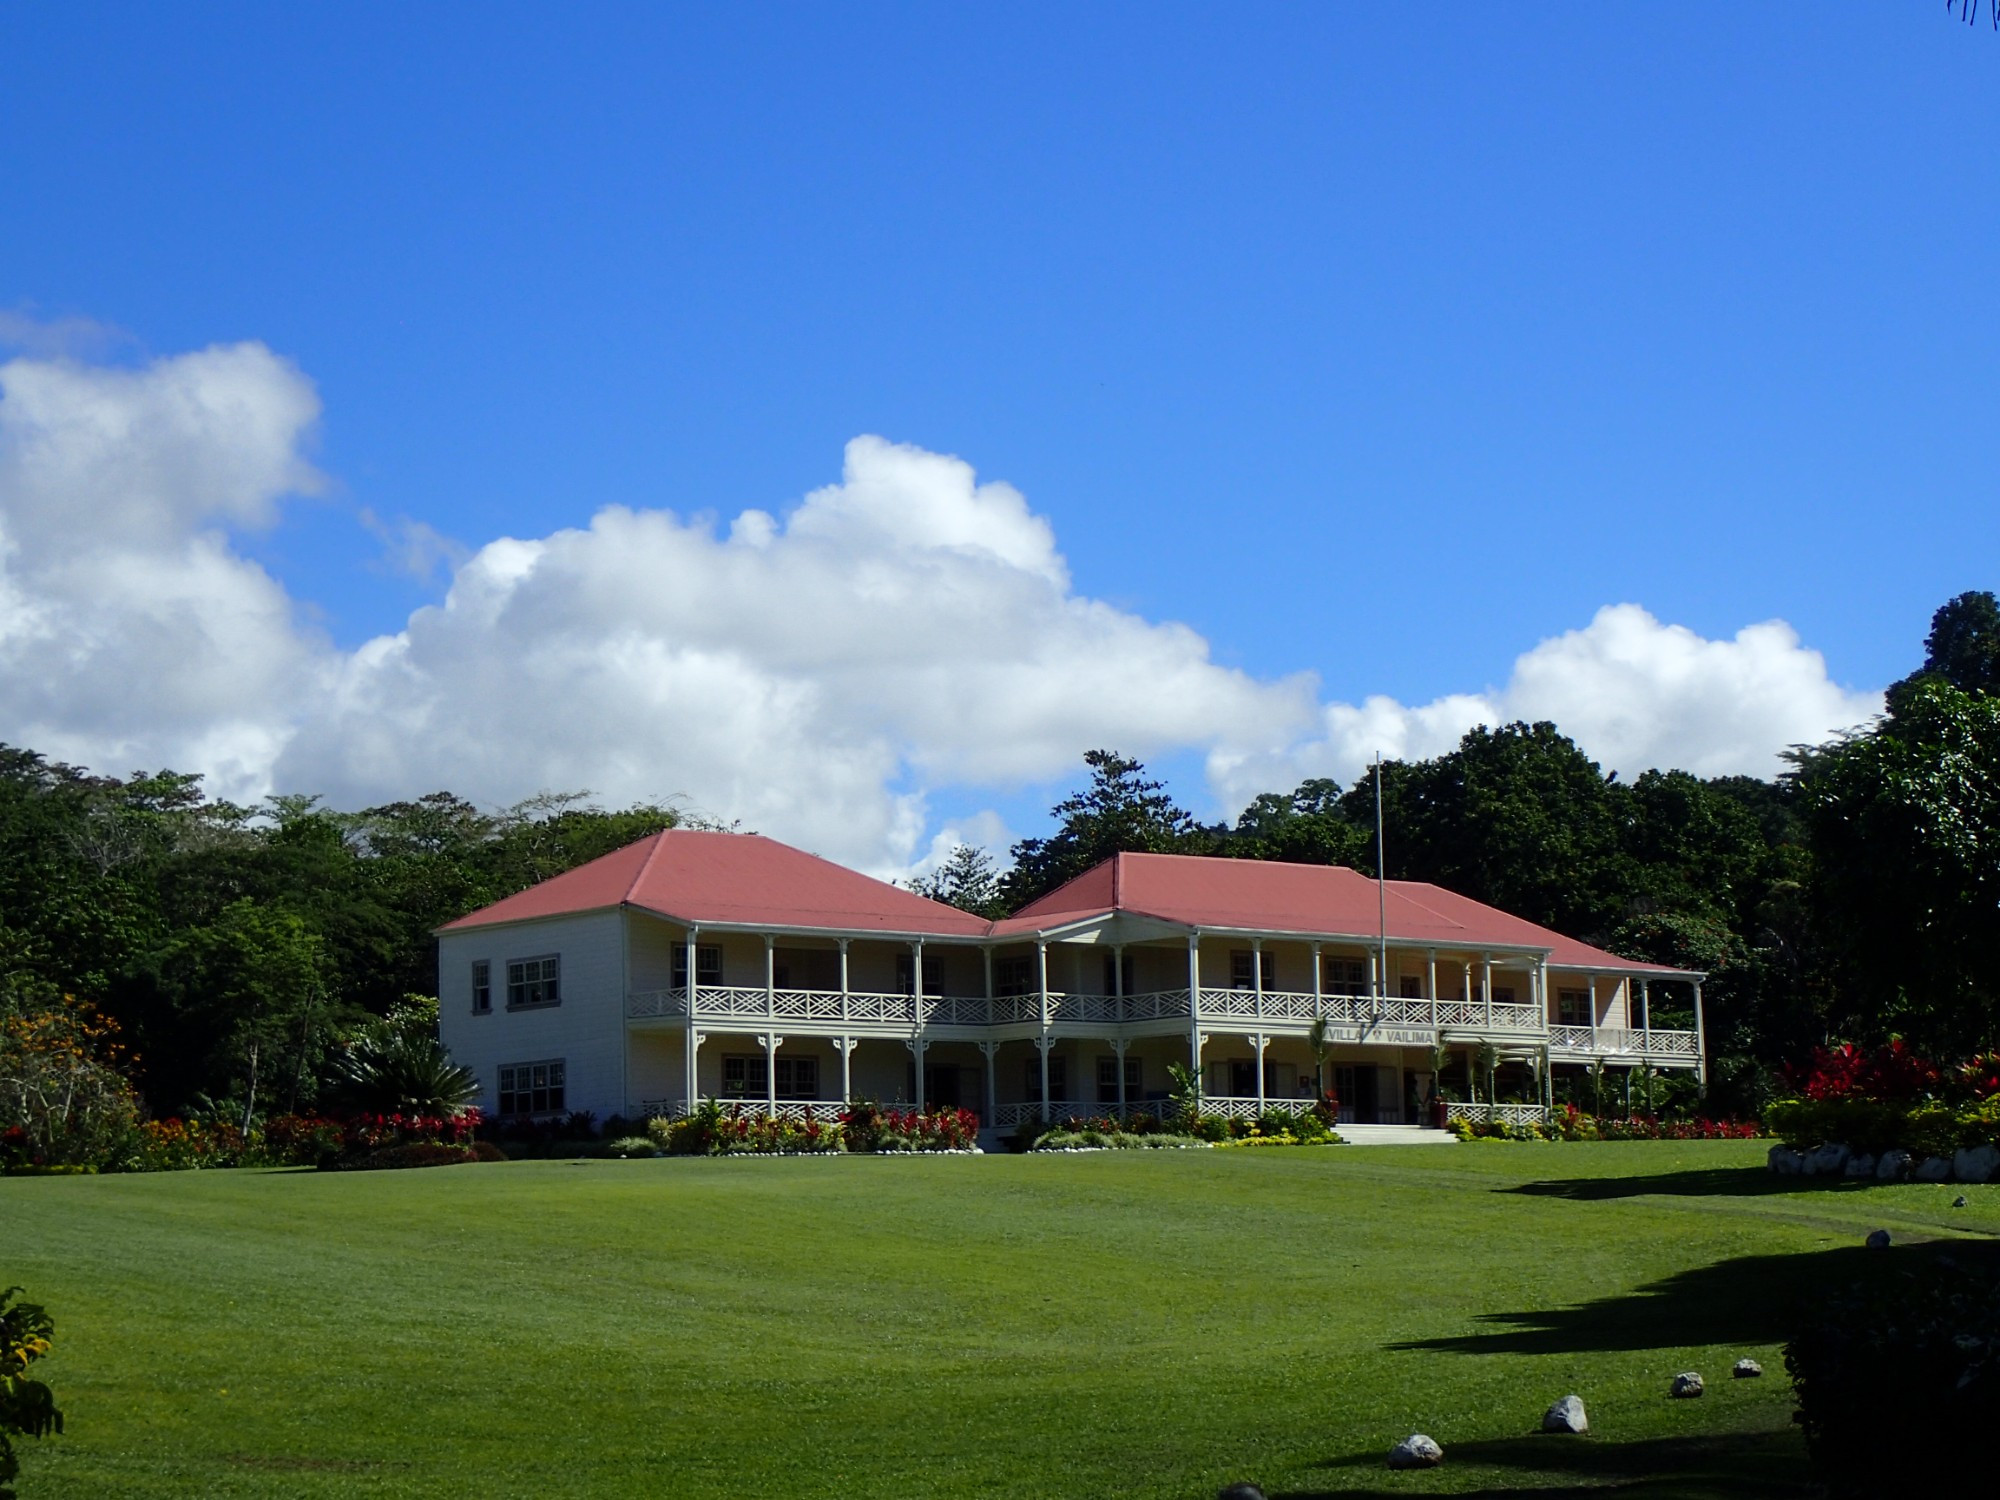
[
  {"left": 1025, "top": 1054, "right": 1068, "bottom": 1102},
  {"left": 723, "top": 1054, "right": 821, "bottom": 1099},
  {"left": 1095, "top": 1054, "right": 1143, "bottom": 1102},
  {"left": 498, "top": 1059, "right": 565, "bottom": 1116}
]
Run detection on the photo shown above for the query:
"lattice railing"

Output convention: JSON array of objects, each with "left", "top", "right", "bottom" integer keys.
[
  {"left": 626, "top": 989, "right": 688, "bottom": 1019},
  {"left": 1546, "top": 1026, "right": 1700, "bottom": 1062},
  {"left": 1446, "top": 1102, "right": 1548, "bottom": 1125}
]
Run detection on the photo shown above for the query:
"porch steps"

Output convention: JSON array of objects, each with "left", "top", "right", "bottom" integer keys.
[{"left": 1335, "top": 1124, "right": 1456, "bottom": 1146}]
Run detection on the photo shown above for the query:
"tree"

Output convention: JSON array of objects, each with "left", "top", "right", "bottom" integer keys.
[
  {"left": 0, "top": 1288, "right": 61, "bottom": 1500},
  {"left": 1794, "top": 677, "right": 2000, "bottom": 1054},
  {"left": 906, "top": 844, "right": 1007, "bottom": 918},
  {"left": 1226, "top": 779, "right": 1371, "bottom": 867},
  {"left": 1886, "top": 590, "right": 2000, "bottom": 715},
  {"left": 329, "top": 1030, "right": 480, "bottom": 1116},
  {"left": 1000, "top": 751, "right": 1211, "bottom": 909}
]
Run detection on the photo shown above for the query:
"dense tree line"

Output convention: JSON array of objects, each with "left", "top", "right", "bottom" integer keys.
[
  {"left": 0, "top": 764, "right": 675, "bottom": 1118},
  {"left": 6, "top": 592, "right": 1998, "bottom": 1122}
]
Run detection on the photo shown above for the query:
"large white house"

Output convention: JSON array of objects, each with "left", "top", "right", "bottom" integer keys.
[{"left": 436, "top": 829, "right": 1705, "bottom": 1131}]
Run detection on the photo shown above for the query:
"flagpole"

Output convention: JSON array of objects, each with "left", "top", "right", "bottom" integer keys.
[{"left": 1375, "top": 753, "right": 1388, "bottom": 1003}]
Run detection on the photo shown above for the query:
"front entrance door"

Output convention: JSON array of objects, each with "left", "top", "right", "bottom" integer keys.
[
  {"left": 925, "top": 1065, "right": 961, "bottom": 1109},
  {"left": 1333, "top": 1065, "right": 1380, "bottom": 1124}
]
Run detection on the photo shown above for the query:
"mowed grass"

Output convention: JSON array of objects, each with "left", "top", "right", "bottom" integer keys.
[{"left": 8, "top": 1141, "right": 1998, "bottom": 1499}]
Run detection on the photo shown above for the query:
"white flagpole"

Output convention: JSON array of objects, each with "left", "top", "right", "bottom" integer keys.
[{"left": 1375, "top": 753, "right": 1388, "bottom": 1002}]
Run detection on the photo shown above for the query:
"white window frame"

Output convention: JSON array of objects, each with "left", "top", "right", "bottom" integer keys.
[
  {"left": 497, "top": 1059, "right": 566, "bottom": 1116},
  {"left": 471, "top": 960, "right": 492, "bottom": 1014},
  {"left": 672, "top": 944, "right": 723, "bottom": 987}
]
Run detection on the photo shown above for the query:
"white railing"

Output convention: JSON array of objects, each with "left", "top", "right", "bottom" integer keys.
[
  {"left": 993, "top": 1100, "right": 1086, "bottom": 1128},
  {"left": 625, "top": 986, "right": 1679, "bottom": 1052},
  {"left": 1201, "top": 1095, "right": 1320, "bottom": 1120},
  {"left": 1446, "top": 1102, "right": 1548, "bottom": 1126},
  {"left": 1546, "top": 1026, "right": 1700, "bottom": 1062},
  {"left": 626, "top": 989, "right": 688, "bottom": 1019}
]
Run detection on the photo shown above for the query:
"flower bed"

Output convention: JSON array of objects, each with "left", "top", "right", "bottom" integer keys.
[
  {"left": 1447, "top": 1106, "right": 1761, "bottom": 1143},
  {"left": 649, "top": 1100, "right": 983, "bottom": 1156},
  {"left": 1763, "top": 1042, "right": 2000, "bottom": 1180}
]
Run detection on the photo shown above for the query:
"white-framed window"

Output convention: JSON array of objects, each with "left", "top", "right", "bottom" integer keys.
[
  {"left": 1095, "top": 1054, "right": 1143, "bottom": 1102},
  {"left": 671, "top": 944, "right": 723, "bottom": 987},
  {"left": 471, "top": 960, "right": 492, "bottom": 1014},
  {"left": 506, "top": 955, "right": 561, "bottom": 1008},
  {"left": 1230, "top": 950, "right": 1277, "bottom": 991},
  {"left": 497, "top": 1059, "right": 565, "bottom": 1116},
  {"left": 1324, "top": 957, "right": 1367, "bottom": 996},
  {"left": 994, "top": 955, "right": 1033, "bottom": 996},
  {"left": 1025, "top": 1054, "right": 1068, "bottom": 1102},
  {"left": 722, "top": 1054, "right": 820, "bottom": 1099},
  {"left": 1557, "top": 988, "right": 1592, "bottom": 1025}
]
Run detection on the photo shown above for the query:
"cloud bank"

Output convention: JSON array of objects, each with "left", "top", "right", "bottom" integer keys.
[{"left": 0, "top": 340, "right": 1883, "bottom": 873}]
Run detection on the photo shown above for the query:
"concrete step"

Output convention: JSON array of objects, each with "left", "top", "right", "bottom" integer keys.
[{"left": 1335, "top": 1124, "right": 1457, "bottom": 1146}]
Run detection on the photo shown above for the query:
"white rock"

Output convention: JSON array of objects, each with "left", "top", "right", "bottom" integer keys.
[
  {"left": 1845, "top": 1153, "right": 1877, "bottom": 1178},
  {"left": 1865, "top": 1228, "right": 1892, "bottom": 1249},
  {"left": 1877, "top": 1150, "right": 1912, "bottom": 1181},
  {"left": 1541, "top": 1394, "right": 1588, "bottom": 1434},
  {"left": 1953, "top": 1145, "right": 2000, "bottom": 1184},
  {"left": 1387, "top": 1434, "right": 1443, "bottom": 1469},
  {"left": 1768, "top": 1144, "right": 1803, "bottom": 1175},
  {"left": 1670, "top": 1371, "right": 1704, "bottom": 1398},
  {"left": 1806, "top": 1143, "right": 1850, "bottom": 1177},
  {"left": 1217, "top": 1486, "right": 1267, "bottom": 1500},
  {"left": 1733, "top": 1358, "right": 1763, "bottom": 1378},
  {"left": 1917, "top": 1156, "right": 1954, "bottom": 1182}
]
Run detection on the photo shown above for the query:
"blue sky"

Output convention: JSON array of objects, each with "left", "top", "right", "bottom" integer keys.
[{"left": 1, "top": 5, "right": 1995, "bottom": 870}]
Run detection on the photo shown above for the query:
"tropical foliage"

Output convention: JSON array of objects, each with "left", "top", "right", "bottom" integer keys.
[{"left": 0, "top": 1288, "right": 60, "bottom": 1500}]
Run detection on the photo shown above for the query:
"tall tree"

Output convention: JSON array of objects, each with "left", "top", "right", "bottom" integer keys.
[
  {"left": 906, "top": 844, "right": 1007, "bottom": 918},
  {"left": 1000, "top": 750, "right": 1210, "bottom": 909}
]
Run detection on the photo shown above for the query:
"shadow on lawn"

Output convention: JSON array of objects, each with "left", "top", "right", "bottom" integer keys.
[
  {"left": 1389, "top": 1237, "right": 2000, "bottom": 1356},
  {"left": 1504, "top": 1166, "right": 1853, "bottom": 1201},
  {"left": 1274, "top": 1427, "right": 1810, "bottom": 1498}
]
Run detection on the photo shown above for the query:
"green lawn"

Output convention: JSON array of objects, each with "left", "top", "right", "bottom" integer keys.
[{"left": 7, "top": 1141, "right": 1996, "bottom": 1499}]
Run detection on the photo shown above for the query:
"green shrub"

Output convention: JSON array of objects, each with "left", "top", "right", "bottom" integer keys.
[
  {"left": 319, "top": 1142, "right": 474, "bottom": 1171},
  {"left": 602, "top": 1136, "right": 659, "bottom": 1159},
  {"left": 1786, "top": 1255, "right": 2000, "bottom": 1498}
]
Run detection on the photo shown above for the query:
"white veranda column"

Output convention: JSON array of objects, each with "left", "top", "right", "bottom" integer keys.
[
  {"left": 836, "top": 1036, "right": 856, "bottom": 1104},
  {"left": 908, "top": 1036, "right": 929, "bottom": 1113},
  {"left": 1481, "top": 953, "right": 1493, "bottom": 1026},
  {"left": 838, "top": 938, "right": 850, "bottom": 1021},
  {"left": 1252, "top": 938, "right": 1265, "bottom": 1019},
  {"left": 1254, "top": 1032, "right": 1268, "bottom": 1111},
  {"left": 685, "top": 1029, "right": 706, "bottom": 1113},
  {"left": 979, "top": 1040, "right": 999, "bottom": 1126},
  {"left": 1113, "top": 1037, "right": 1129, "bottom": 1118},
  {"left": 1693, "top": 979, "right": 1708, "bottom": 1090},
  {"left": 1036, "top": 1034, "right": 1053, "bottom": 1123},
  {"left": 761, "top": 1032, "right": 782, "bottom": 1119}
]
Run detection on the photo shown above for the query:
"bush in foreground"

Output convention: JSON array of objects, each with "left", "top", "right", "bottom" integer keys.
[{"left": 0, "top": 1287, "right": 61, "bottom": 1500}]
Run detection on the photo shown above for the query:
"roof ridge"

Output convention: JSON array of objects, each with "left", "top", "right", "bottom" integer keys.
[{"left": 625, "top": 828, "right": 673, "bottom": 904}]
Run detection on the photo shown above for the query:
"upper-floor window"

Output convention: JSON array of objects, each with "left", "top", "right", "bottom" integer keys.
[
  {"left": 1556, "top": 988, "right": 1592, "bottom": 1025},
  {"left": 1230, "top": 950, "right": 1277, "bottom": 991},
  {"left": 497, "top": 1059, "right": 565, "bottom": 1115},
  {"left": 671, "top": 944, "right": 723, "bottom": 988},
  {"left": 895, "top": 954, "right": 942, "bottom": 997},
  {"left": 1102, "top": 952, "right": 1135, "bottom": 996},
  {"left": 1491, "top": 986, "right": 1516, "bottom": 1006},
  {"left": 1324, "top": 957, "right": 1367, "bottom": 996},
  {"left": 471, "top": 960, "right": 492, "bottom": 1014},
  {"left": 507, "top": 955, "right": 561, "bottom": 1009},
  {"left": 994, "top": 955, "right": 1034, "bottom": 996},
  {"left": 1399, "top": 974, "right": 1423, "bottom": 1000}
]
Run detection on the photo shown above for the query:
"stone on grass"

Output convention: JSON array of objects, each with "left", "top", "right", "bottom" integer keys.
[
  {"left": 1217, "top": 1485, "right": 1267, "bottom": 1500},
  {"left": 1917, "top": 1156, "right": 1954, "bottom": 1183},
  {"left": 1768, "top": 1145, "right": 1803, "bottom": 1176},
  {"left": 1955, "top": 1195, "right": 1970, "bottom": 1209},
  {"left": 1541, "top": 1394, "right": 1588, "bottom": 1434},
  {"left": 1953, "top": 1145, "right": 2000, "bottom": 1184},
  {"left": 1670, "top": 1372, "right": 1705, "bottom": 1398},
  {"left": 1865, "top": 1229, "right": 1892, "bottom": 1250},
  {"left": 1387, "top": 1434, "right": 1444, "bottom": 1469},
  {"left": 1877, "top": 1150, "right": 1913, "bottom": 1181},
  {"left": 1845, "top": 1153, "right": 1877, "bottom": 1179},
  {"left": 1733, "top": 1358, "right": 1763, "bottom": 1379},
  {"left": 1805, "top": 1143, "right": 1850, "bottom": 1177}
]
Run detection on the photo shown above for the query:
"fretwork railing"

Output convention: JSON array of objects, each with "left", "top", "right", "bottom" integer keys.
[
  {"left": 993, "top": 1100, "right": 1086, "bottom": 1128},
  {"left": 1446, "top": 1102, "right": 1548, "bottom": 1126},
  {"left": 1547, "top": 1026, "right": 1699, "bottom": 1062},
  {"left": 626, "top": 989, "right": 689, "bottom": 1019}
]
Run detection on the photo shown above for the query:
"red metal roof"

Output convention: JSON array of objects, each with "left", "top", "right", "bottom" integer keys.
[
  {"left": 999, "top": 852, "right": 1686, "bottom": 974},
  {"left": 442, "top": 834, "right": 1685, "bottom": 973},
  {"left": 438, "top": 829, "right": 991, "bottom": 937}
]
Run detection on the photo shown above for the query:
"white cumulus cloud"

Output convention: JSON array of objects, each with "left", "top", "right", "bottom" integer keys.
[
  {"left": 1208, "top": 604, "right": 1883, "bottom": 810},
  {"left": 0, "top": 343, "right": 328, "bottom": 797},
  {"left": 1, "top": 338, "right": 1887, "bottom": 876}
]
